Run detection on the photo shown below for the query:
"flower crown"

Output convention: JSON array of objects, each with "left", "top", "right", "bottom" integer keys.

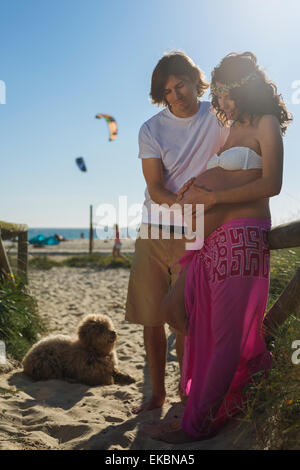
[{"left": 210, "top": 70, "right": 257, "bottom": 95}]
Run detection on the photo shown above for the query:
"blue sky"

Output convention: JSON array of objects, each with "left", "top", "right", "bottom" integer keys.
[{"left": 1, "top": 0, "right": 300, "bottom": 228}]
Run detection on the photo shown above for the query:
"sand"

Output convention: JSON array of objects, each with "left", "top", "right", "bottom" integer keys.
[
  {"left": 3, "top": 238, "right": 136, "bottom": 260},
  {"left": 0, "top": 240, "right": 255, "bottom": 450}
]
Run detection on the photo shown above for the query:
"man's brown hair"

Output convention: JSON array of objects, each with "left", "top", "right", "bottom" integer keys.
[{"left": 150, "top": 51, "right": 209, "bottom": 106}]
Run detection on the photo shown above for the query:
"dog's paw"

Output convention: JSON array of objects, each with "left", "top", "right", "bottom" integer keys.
[{"left": 113, "top": 371, "right": 136, "bottom": 385}]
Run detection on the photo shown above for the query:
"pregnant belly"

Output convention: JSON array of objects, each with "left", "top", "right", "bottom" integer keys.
[
  {"left": 184, "top": 167, "right": 270, "bottom": 238},
  {"left": 193, "top": 167, "right": 262, "bottom": 191}
]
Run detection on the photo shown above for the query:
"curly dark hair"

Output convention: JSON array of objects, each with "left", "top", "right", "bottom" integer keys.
[
  {"left": 211, "top": 52, "right": 292, "bottom": 135},
  {"left": 150, "top": 51, "right": 209, "bottom": 107}
]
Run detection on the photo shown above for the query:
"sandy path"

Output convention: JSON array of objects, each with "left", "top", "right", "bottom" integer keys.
[{"left": 0, "top": 266, "right": 254, "bottom": 450}]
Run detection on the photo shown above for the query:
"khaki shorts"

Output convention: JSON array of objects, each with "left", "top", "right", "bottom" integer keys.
[{"left": 125, "top": 224, "right": 188, "bottom": 327}]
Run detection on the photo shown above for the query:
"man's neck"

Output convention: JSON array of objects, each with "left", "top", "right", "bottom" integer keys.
[{"left": 169, "top": 100, "right": 201, "bottom": 118}]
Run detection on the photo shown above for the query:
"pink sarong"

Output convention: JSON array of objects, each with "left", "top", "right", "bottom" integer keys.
[{"left": 178, "top": 217, "right": 272, "bottom": 439}]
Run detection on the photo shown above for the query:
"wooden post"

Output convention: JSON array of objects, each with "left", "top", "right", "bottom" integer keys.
[
  {"left": 264, "top": 265, "right": 300, "bottom": 336},
  {"left": 89, "top": 205, "right": 93, "bottom": 254},
  {"left": 263, "top": 220, "right": 300, "bottom": 337},
  {"left": 18, "top": 230, "right": 28, "bottom": 283},
  {"left": 0, "top": 221, "right": 28, "bottom": 284},
  {"left": 268, "top": 220, "right": 300, "bottom": 249},
  {"left": 0, "top": 231, "right": 15, "bottom": 284}
]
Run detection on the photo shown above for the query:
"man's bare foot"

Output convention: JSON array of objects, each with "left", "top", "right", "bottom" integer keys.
[{"left": 132, "top": 394, "right": 166, "bottom": 414}]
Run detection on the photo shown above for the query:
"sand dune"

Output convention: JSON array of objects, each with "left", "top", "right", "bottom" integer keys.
[{"left": 0, "top": 261, "right": 255, "bottom": 450}]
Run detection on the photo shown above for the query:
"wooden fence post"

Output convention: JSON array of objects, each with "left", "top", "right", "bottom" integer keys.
[
  {"left": 0, "top": 231, "right": 15, "bottom": 283},
  {"left": 0, "top": 220, "right": 28, "bottom": 284},
  {"left": 18, "top": 230, "right": 28, "bottom": 283},
  {"left": 268, "top": 220, "right": 300, "bottom": 250},
  {"left": 264, "top": 266, "right": 300, "bottom": 335},
  {"left": 263, "top": 221, "right": 300, "bottom": 336},
  {"left": 89, "top": 205, "right": 93, "bottom": 254}
]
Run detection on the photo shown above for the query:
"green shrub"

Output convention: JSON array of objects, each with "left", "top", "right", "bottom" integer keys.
[
  {"left": 0, "top": 277, "right": 47, "bottom": 361},
  {"left": 241, "top": 248, "right": 300, "bottom": 449},
  {"left": 243, "top": 316, "right": 300, "bottom": 449},
  {"left": 29, "top": 254, "right": 132, "bottom": 270},
  {"left": 29, "top": 256, "right": 61, "bottom": 270}
]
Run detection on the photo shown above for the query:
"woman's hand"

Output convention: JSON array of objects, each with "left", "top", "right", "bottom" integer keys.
[
  {"left": 176, "top": 178, "right": 196, "bottom": 202},
  {"left": 178, "top": 183, "right": 217, "bottom": 212}
]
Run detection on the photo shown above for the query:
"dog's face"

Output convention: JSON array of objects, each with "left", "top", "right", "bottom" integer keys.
[{"left": 77, "top": 314, "right": 117, "bottom": 354}]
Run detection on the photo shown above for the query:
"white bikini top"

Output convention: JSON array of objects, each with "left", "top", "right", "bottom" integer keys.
[{"left": 206, "top": 146, "right": 262, "bottom": 171}]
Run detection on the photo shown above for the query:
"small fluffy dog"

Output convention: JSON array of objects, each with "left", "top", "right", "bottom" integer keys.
[{"left": 22, "top": 314, "right": 135, "bottom": 386}]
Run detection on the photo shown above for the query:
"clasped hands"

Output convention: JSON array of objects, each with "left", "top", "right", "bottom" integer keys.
[{"left": 175, "top": 177, "right": 217, "bottom": 213}]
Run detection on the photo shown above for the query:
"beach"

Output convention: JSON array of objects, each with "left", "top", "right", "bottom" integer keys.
[
  {"left": 0, "top": 240, "right": 254, "bottom": 450},
  {"left": 4, "top": 237, "right": 137, "bottom": 259}
]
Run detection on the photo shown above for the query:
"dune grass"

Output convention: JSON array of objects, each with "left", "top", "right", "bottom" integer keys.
[
  {"left": 239, "top": 247, "right": 300, "bottom": 450},
  {"left": 0, "top": 276, "right": 47, "bottom": 362},
  {"left": 28, "top": 256, "right": 61, "bottom": 270},
  {"left": 62, "top": 254, "right": 132, "bottom": 269},
  {"left": 29, "top": 254, "right": 132, "bottom": 270}
]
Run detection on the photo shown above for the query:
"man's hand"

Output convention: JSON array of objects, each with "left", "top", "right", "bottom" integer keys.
[{"left": 178, "top": 183, "right": 217, "bottom": 213}]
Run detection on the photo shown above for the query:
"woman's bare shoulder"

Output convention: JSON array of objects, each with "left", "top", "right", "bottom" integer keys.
[{"left": 257, "top": 114, "right": 281, "bottom": 131}]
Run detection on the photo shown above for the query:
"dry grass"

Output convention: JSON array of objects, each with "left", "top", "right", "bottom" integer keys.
[{"left": 243, "top": 248, "right": 300, "bottom": 449}]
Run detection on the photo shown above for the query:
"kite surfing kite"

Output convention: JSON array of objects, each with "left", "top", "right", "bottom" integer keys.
[
  {"left": 75, "top": 157, "right": 87, "bottom": 172},
  {"left": 95, "top": 114, "right": 118, "bottom": 141},
  {"left": 29, "top": 234, "right": 60, "bottom": 246}
]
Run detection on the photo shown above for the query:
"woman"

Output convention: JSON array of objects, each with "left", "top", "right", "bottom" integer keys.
[
  {"left": 112, "top": 224, "right": 122, "bottom": 258},
  {"left": 155, "top": 52, "right": 292, "bottom": 443}
]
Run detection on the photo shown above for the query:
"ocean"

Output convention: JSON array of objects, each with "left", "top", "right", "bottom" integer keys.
[{"left": 28, "top": 227, "right": 138, "bottom": 241}]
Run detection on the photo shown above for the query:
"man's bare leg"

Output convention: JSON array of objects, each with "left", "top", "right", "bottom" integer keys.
[
  {"left": 164, "top": 269, "right": 188, "bottom": 403},
  {"left": 132, "top": 268, "right": 188, "bottom": 414},
  {"left": 132, "top": 325, "right": 167, "bottom": 414},
  {"left": 175, "top": 332, "right": 188, "bottom": 402}
]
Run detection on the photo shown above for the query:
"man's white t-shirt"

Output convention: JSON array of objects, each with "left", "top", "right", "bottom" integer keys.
[{"left": 138, "top": 101, "right": 229, "bottom": 225}]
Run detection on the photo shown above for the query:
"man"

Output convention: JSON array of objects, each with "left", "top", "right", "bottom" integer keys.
[{"left": 125, "top": 51, "right": 229, "bottom": 413}]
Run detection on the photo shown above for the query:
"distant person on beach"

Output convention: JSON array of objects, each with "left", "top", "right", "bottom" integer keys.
[
  {"left": 125, "top": 51, "right": 229, "bottom": 414},
  {"left": 54, "top": 234, "right": 67, "bottom": 242},
  {"left": 80, "top": 232, "right": 85, "bottom": 239},
  {"left": 151, "top": 52, "right": 292, "bottom": 443},
  {"left": 112, "top": 224, "right": 122, "bottom": 258}
]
